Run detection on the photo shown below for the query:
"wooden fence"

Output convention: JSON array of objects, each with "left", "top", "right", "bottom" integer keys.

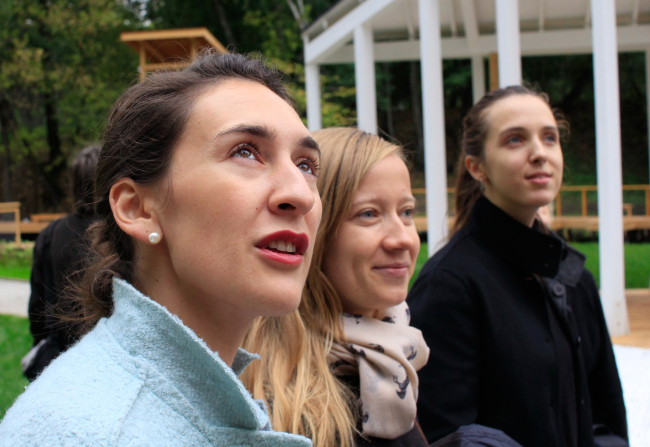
[{"left": 411, "top": 185, "right": 650, "bottom": 232}]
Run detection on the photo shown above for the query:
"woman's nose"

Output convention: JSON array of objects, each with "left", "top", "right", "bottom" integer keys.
[
  {"left": 529, "top": 138, "right": 548, "bottom": 163},
  {"left": 269, "top": 160, "right": 317, "bottom": 216},
  {"left": 383, "top": 216, "right": 415, "bottom": 251}
]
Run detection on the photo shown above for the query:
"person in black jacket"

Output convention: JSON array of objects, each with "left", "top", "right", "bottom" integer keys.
[
  {"left": 407, "top": 86, "right": 627, "bottom": 447},
  {"left": 23, "top": 145, "right": 100, "bottom": 380}
]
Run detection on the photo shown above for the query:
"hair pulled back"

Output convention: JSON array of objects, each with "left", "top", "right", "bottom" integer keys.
[
  {"left": 242, "top": 127, "right": 404, "bottom": 447},
  {"left": 453, "top": 85, "right": 568, "bottom": 233},
  {"left": 75, "top": 51, "right": 291, "bottom": 332}
]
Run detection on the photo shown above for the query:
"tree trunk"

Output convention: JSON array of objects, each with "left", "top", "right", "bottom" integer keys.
[
  {"left": 43, "top": 92, "right": 66, "bottom": 209},
  {"left": 212, "top": 0, "right": 238, "bottom": 47},
  {"left": 0, "top": 98, "right": 13, "bottom": 201},
  {"left": 409, "top": 60, "right": 424, "bottom": 171}
]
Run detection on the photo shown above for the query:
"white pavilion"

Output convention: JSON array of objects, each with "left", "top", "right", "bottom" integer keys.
[{"left": 302, "top": 0, "right": 650, "bottom": 337}]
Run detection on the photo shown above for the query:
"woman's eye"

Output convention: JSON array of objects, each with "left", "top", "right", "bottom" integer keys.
[
  {"left": 358, "top": 210, "right": 375, "bottom": 219},
  {"left": 233, "top": 144, "right": 257, "bottom": 160},
  {"left": 297, "top": 161, "right": 313, "bottom": 175},
  {"left": 401, "top": 208, "right": 414, "bottom": 219},
  {"left": 506, "top": 135, "right": 522, "bottom": 145},
  {"left": 544, "top": 133, "right": 558, "bottom": 144}
]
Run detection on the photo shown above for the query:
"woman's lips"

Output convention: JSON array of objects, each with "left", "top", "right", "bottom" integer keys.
[
  {"left": 256, "top": 230, "right": 309, "bottom": 266},
  {"left": 373, "top": 263, "right": 410, "bottom": 278},
  {"left": 527, "top": 172, "right": 551, "bottom": 186}
]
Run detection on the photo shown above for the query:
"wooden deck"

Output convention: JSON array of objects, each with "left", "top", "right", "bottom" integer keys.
[{"left": 612, "top": 289, "right": 650, "bottom": 348}]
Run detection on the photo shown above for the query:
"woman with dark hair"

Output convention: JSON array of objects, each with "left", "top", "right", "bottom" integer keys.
[
  {"left": 407, "top": 86, "right": 627, "bottom": 447},
  {"left": 1, "top": 52, "right": 317, "bottom": 446}
]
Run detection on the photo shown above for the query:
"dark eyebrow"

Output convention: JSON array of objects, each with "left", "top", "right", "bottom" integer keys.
[
  {"left": 214, "top": 124, "right": 277, "bottom": 141},
  {"left": 298, "top": 135, "right": 320, "bottom": 155},
  {"left": 499, "top": 125, "right": 558, "bottom": 138},
  {"left": 213, "top": 125, "right": 319, "bottom": 154}
]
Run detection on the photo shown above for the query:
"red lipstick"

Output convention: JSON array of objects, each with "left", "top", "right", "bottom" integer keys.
[{"left": 256, "top": 230, "right": 309, "bottom": 266}]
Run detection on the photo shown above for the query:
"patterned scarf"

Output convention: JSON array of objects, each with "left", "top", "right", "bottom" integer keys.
[{"left": 328, "top": 302, "right": 430, "bottom": 439}]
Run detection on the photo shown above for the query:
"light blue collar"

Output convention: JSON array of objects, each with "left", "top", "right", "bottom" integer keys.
[{"left": 105, "top": 278, "right": 269, "bottom": 430}]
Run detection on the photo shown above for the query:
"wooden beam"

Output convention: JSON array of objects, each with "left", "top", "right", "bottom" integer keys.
[
  {"left": 303, "top": 0, "right": 396, "bottom": 64},
  {"left": 489, "top": 52, "right": 499, "bottom": 91},
  {"left": 139, "top": 43, "right": 146, "bottom": 82},
  {"left": 141, "top": 41, "right": 165, "bottom": 63},
  {"left": 447, "top": 0, "right": 457, "bottom": 37},
  {"left": 142, "top": 62, "right": 192, "bottom": 72},
  {"left": 460, "top": 0, "right": 479, "bottom": 51},
  {"left": 632, "top": 0, "right": 640, "bottom": 25},
  {"left": 190, "top": 38, "right": 197, "bottom": 60}
]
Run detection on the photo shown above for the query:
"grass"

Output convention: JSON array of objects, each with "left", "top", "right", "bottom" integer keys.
[
  {"left": 0, "top": 315, "right": 30, "bottom": 419},
  {"left": 570, "top": 242, "right": 650, "bottom": 289},
  {"left": 0, "top": 242, "right": 33, "bottom": 281},
  {"left": 0, "top": 266, "right": 30, "bottom": 280},
  {"left": 412, "top": 242, "right": 650, "bottom": 289}
]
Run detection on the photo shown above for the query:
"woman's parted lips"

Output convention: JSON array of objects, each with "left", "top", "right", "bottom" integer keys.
[{"left": 256, "top": 230, "right": 309, "bottom": 256}]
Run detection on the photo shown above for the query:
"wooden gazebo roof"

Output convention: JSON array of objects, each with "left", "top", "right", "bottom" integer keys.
[{"left": 120, "top": 28, "right": 227, "bottom": 81}]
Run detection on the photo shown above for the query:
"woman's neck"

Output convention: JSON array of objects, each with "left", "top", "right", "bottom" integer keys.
[{"left": 134, "top": 256, "right": 251, "bottom": 367}]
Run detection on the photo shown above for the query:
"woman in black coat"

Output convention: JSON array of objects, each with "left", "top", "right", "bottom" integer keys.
[{"left": 407, "top": 86, "right": 627, "bottom": 447}]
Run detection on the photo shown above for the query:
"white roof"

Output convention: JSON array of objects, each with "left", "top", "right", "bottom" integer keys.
[{"left": 303, "top": 0, "right": 650, "bottom": 65}]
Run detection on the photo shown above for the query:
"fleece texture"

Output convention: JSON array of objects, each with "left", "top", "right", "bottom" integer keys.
[{"left": 0, "top": 278, "right": 311, "bottom": 447}]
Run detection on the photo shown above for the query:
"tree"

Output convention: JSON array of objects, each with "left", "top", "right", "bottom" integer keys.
[{"left": 0, "top": 0, "right": 139, "bottom": 212}]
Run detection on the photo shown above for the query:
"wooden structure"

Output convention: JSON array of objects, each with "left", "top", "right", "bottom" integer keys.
[
  {"left": 0, "top": 202, "right": 21, "bottom": 242},
  {"left": 411, "top": 185, "right": 650, "bottom": 234},
  {"left": 612, "top": 289, "right": 650, "bottom": 348},
  {"left": 120, "top": 28, "right": 227, "bottom": 81},
  {"left": 0, "top": 203, "right": 66, "bottom": 240}
]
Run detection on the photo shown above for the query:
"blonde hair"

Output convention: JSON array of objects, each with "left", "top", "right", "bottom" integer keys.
[{"left": 241, "top": 128, "right": 404, "bottom": 447}]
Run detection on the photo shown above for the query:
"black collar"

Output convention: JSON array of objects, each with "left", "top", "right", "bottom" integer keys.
[{"left": 469, "top": 196, "right": 564, "bottom": 277}]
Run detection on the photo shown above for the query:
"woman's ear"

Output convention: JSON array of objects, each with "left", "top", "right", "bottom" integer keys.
[
  {"left": 110, "top": 178, "right": 160, "bottom": 244},
  {"left": 465, "top": 155, "right": 486, "bottom": 183}
]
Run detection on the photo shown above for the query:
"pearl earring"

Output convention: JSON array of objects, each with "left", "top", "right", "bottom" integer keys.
[
  {"left": 148, "top": 232, "right": 162, "bottom": 244},
  {"left": 479, "top": 179, "right": 486, "bottom": 191}
]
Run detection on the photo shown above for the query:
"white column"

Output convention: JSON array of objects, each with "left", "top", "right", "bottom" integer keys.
[
  {"left": 495, "top": 0, "right": 522, "bottom": 87},
  {"left": 591, "top": 0, "right": 630, "bottom": 336},
  {"left": 354, "top": 23, "right": 377, "bottom": 134},
  {"left": 419, "top": 0, "right": 448, "bottom": 254},
  {"left": 305, "top": 63, "right": 322, "bottom": 131},
  {"left": 471, "top": 55, "right": 486, "bottom": 104},
  {"left": 646, "top": 49, "right": 650, "bottom": 183}
]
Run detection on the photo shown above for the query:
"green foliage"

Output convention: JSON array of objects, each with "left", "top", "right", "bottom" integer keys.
[
  {"left": 0, "top": 315, "right": 31, "bottom": 419},
  {"left": 0, "top": 242, "right": 33, "bottom": 268},
  {"left": 142, "top": 0, "right": 353, "bottom": 127},
  {"left": 0, "top": 0, "right": 140, "bottom": 212}
]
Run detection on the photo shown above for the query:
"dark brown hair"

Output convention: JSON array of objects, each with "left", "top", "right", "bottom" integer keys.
[
  {"left": 74, "top": 51, "right": 292, "bottom": 332},
  {"left": 453, "top": 85, "right": 569, "bottom": 233}
]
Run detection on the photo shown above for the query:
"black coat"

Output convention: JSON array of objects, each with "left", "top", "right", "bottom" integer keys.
[{"left": 407, "top": 197, "right": 627, "bottom": 447}]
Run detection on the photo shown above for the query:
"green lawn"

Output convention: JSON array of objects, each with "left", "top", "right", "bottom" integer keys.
[
  {"left": 0, "top": 315, "right": 30, "bottom": 419},
  {"left": 0, "top": 265, "right": 31, "bottom": 280},
  {"left": 411, "top": 241, "right": 650, "bottom": 289}
]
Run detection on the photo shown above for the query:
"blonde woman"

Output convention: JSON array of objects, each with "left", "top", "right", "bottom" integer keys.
[{"left": 242, "top": 128, "right": 429, "bottom": 447}]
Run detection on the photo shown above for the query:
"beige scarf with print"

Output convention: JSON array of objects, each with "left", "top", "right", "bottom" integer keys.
[{"left": 328, "top": 301, "right": 430, "bottom": 440}]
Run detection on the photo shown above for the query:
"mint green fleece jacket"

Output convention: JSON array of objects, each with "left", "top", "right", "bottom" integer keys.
[{"left": 0, "top": 278, "right": 311, "bottom": 447}]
